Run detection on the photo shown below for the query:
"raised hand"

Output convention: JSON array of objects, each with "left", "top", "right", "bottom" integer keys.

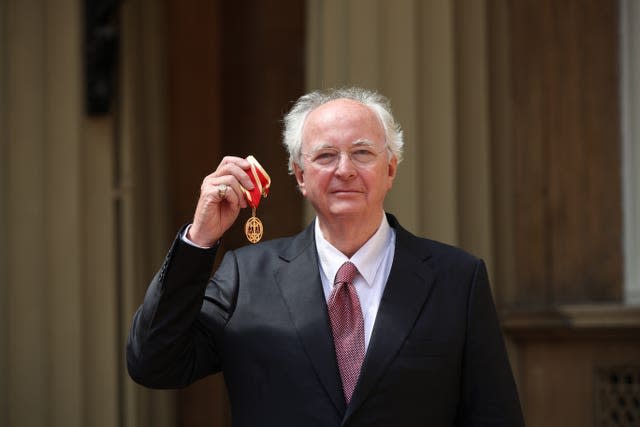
[{"left": 187, "top": 156, "right": 255, "bottom": 247}]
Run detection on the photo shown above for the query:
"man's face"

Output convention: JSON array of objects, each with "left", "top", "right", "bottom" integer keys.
[{"left": 293, "top": 99, "right": 397, "bottom": 225}]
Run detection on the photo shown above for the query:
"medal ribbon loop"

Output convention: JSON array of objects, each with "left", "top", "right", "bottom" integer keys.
[{"left": 242, "top": 155, "right": 271, "bottom": 209}]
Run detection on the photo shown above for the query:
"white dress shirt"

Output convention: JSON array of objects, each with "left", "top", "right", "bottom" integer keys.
[{"left": 314, "top": 214, "right": 396, "bottom": 350}]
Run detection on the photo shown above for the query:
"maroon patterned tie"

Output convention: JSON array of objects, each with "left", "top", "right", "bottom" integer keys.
[{"left": 328, "top": 261, "right": 365, "bottom": 404}]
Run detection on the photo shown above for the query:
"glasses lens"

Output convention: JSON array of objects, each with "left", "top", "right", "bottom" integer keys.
[
  {"left": 307, "top": 146, "right": 382, "bottom": 167},
  {"left": 312, "top": 149, "right": 340, "bottom": 166},
  {"left": 351, "top": 148, "right": 377, "bottom": 165}
]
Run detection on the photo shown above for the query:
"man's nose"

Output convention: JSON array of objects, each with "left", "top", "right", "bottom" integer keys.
[{"left": 334, "top": 152, "right": 357, "bottom": 177}]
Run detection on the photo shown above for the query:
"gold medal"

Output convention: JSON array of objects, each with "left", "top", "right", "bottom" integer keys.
[
  {"left": 244, "top": 207, "right": 264, "bottom": 244},
  {"left": 242, "top": 156, "right": 270, "bottom": 244}
]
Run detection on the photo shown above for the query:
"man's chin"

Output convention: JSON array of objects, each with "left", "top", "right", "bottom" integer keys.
[{"left": 327, "top": 202, "right": 366, "bottom": 218}]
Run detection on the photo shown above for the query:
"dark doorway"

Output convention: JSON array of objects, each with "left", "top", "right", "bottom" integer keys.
[{"left": 165, "top": 1, "right": 305, "bottom": 425}]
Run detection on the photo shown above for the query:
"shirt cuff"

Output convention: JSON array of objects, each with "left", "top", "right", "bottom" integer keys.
[{"left": 181, "top": 224, "right": 214, "bottom": 249}]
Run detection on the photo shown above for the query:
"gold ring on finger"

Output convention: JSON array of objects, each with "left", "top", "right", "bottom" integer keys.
[{"left": 217, "top": 184, "right": 228, "bottom": 200}]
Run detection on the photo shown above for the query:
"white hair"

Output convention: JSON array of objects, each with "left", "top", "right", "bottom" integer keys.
[{"left": 282, "top": 87, "right": 404, "bottom": 173}]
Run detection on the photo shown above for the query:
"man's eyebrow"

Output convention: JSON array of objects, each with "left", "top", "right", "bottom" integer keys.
[
  {"left": 352, "top": 139, "right": 375, "bottom": 147},
  {"left": 310, "top": 142, "right": 334, "bottom": 151},
  {"left": 309, "top": 140, "right": 375, "bottom": 151}
]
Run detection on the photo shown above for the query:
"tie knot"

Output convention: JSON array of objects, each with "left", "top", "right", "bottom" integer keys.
[{"left": 335, "top": 261, "right": 358, "bottom": 286}]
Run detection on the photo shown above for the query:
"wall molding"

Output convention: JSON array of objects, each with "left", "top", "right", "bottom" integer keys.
[{"left": 621, "top": 0, "right": 640, "bottom": 305}]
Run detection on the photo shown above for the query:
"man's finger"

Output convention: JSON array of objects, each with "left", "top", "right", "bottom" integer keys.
[{"left": 216, "top": 162, "right": 255, "bottom": 192}]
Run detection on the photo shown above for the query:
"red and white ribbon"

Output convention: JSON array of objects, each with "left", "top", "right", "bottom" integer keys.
[{"left": 242, "top": 155, "right": 271, "bottom": 209}]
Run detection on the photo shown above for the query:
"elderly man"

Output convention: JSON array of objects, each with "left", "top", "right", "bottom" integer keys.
[{"left": 127, "top": 87, "right": 525, "bottom": 426}]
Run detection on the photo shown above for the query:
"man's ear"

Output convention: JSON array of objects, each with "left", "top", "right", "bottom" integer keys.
[
  {"left": 387, "top": 156, "right": 398, "bottom": 182},
  {"left": 293, "top": 163, "right": 306, "bottom": 196}
]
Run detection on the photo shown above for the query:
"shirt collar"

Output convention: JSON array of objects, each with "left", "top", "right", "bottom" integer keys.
[{"left": 315, "top": 213, "right": 392, "bottom": 288}]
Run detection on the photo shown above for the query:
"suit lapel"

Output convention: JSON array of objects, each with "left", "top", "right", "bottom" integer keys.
[
  {"left": 344, "top": 220, "right": 436, "bottom": 422},
  {"left": 273, "top": 223, "right": 347, "bottom": 417}
]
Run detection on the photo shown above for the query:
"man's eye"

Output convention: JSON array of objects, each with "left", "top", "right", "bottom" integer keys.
[
  {"left": 314, "top": 152, "right": 338, "bottom": 163},
  {"left": 352, "top": 150, "right": 376, "bottom": 162},
  {"left": 353, "top": 149, "right": 373, "bottom": 155}
]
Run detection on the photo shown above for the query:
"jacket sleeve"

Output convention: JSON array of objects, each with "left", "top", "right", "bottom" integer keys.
[
  {"left": 455, "top": 260, "right": 526, "bottom": 427},
  {"left": 126, "top": 229, "right": 239, "bottom": 389}
]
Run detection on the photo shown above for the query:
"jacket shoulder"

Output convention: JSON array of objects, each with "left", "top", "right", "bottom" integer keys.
[
  {"left": 391, "top": 218, "right": 480, "bottom": 268},
  {"left": 422, "top": 237, "right": 480, "bottom": 266}
]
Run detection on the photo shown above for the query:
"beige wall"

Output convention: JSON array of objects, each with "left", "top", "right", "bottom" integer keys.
[
  {"left": 306, "top": 0, "right": 494, "bottom": 272},
  {"left": 0, "top": 0, "right": 173, "bottom": 426},
  {"left": 0, "top": 0, "right": 118, "bottom": 426},
  {"left": 0, "top": 0, "right": 7, "bottom": 422},
  {"left": 622, "top": 0, "right": 640, "bottom": 304},
  {"left": 119, "top": 0, "right": 177, "bottom": 425},
  {"left": 3, "top": 0, "right": 84, "bottom": 425}
]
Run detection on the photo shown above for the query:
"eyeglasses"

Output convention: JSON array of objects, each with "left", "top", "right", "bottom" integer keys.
[{"left": 302, "top": 144, "right": 387, "bottom": 168}]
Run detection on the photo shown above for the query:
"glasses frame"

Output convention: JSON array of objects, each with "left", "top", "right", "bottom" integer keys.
[{"left": 301, "top": 142, "right": 390, "bottom": 169}]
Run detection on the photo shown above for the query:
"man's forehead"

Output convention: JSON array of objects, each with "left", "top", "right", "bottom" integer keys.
[
  {"left": 303, "top": 99, "right": 384, "bottom": 140},
  {"left": 308, "top": 98, "right": 372, "bottom": 119}
]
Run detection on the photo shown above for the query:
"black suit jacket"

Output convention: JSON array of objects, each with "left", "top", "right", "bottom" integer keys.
[{"left": 127, "top": 214, "right": 524, "bottom": 426}]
